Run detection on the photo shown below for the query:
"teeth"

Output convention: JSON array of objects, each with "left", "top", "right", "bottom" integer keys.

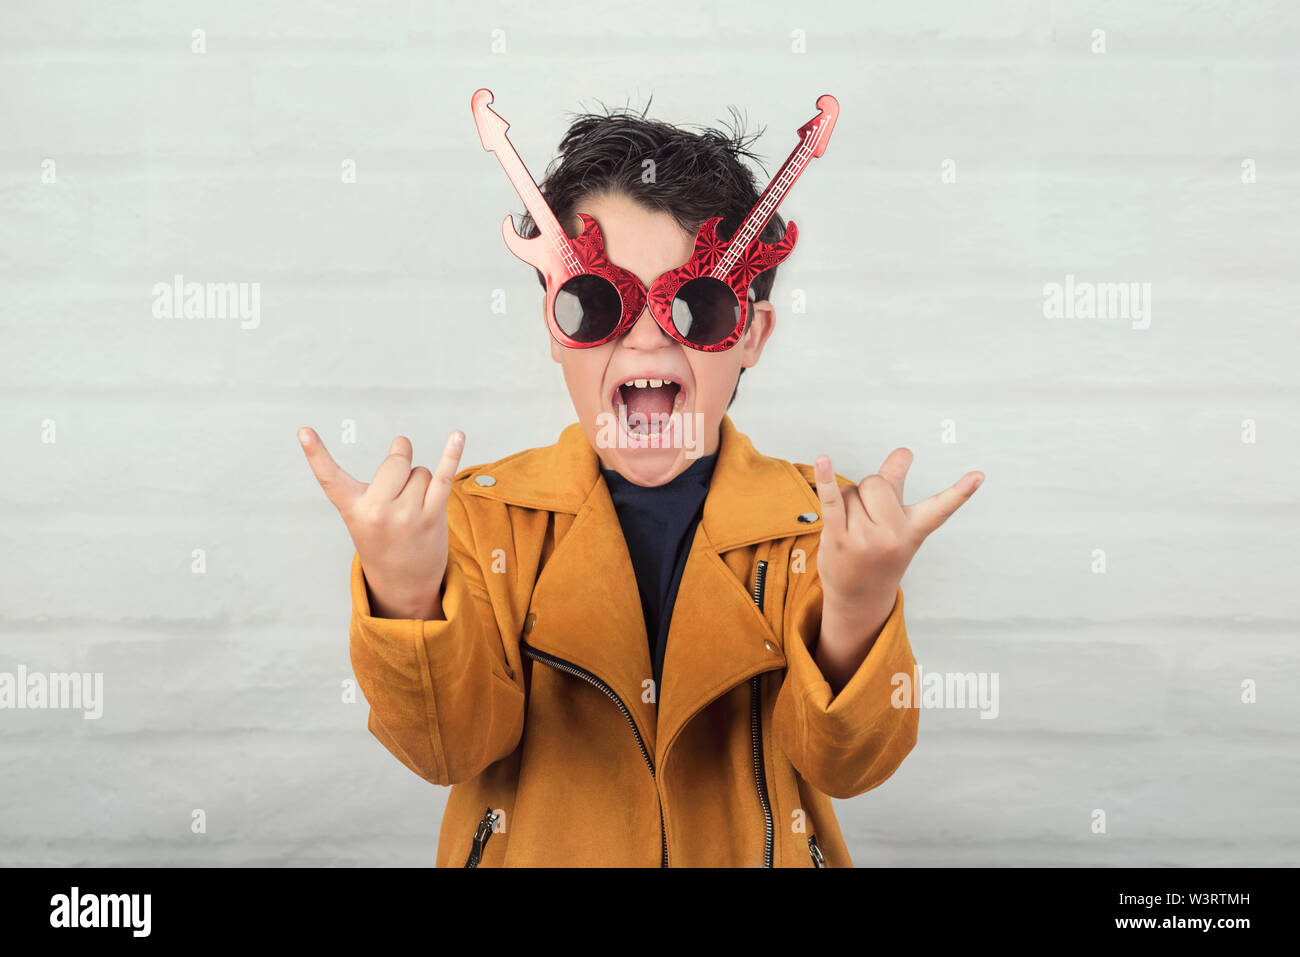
[
  {"left": 621, "top": 377, "right": 675, "bottom": 389},
  {"left": 616, "top": 377, "right": 681, "bottom": 407}
]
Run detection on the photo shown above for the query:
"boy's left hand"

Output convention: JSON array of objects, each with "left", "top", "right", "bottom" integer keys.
[{"left": 813, "top": 449, "right": 983, "bottom": 636}]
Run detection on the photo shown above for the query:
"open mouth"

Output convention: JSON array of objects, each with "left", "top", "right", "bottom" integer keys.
[{"left": 611, "top": 376, "right": 686, "bottom": 437}]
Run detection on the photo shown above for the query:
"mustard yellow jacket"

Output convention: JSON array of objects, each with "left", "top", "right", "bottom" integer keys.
[{"left": 347, "top": 414, "right": 919, "bottom": 867}]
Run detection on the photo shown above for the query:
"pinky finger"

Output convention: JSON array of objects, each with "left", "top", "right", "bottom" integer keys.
[
  {"left": 813, "top": 455, "right": 847, "bottom": 537},
  {"left": 424, "top": 430, "right": 467, "bottom": 512}
]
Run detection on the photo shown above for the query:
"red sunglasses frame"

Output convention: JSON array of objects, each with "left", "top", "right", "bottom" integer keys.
[{"left": 471, "top": 89, "right": 839, "bottom": 352}]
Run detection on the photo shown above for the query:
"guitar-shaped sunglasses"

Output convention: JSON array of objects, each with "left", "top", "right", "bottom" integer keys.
[{"left": 471, "top": 89, "right": 839, "bottom": 352}]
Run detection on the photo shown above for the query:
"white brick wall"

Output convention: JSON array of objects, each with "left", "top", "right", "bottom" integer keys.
[{"left": 2, "top": 0, "right": 1297, "bottom": 866}]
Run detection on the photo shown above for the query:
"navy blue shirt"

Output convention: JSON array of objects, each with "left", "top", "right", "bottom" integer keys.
[{"left": 601, "top": 452, "right": 719, "bottom": 701}]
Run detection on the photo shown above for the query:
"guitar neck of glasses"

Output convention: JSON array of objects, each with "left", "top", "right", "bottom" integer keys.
[
  {"left": 473, "top": 92, "right": 582, "bottom": 275},
  {"left": 713, "top": 96, "right": 838, "bottom": 277}
]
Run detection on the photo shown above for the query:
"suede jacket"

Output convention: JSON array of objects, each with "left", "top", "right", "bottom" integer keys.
[{"left": 347, "top": 414, "right": 919, "bottom": 866}]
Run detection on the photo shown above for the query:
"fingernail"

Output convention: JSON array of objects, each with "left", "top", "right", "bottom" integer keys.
[
  {"left": 297, "top": 428, "right": 310, "bottom": 446},
  {"left": 972, "top": 474, "right": 984, "bottom": 490}
]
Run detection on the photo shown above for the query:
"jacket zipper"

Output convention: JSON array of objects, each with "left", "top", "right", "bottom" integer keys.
[
  {"left": 808, "top": 833, "right": 826, "bottom": 867},
  {"left": 464, "top": 806, "right": 499, "bottom": 868},
  {"left": 519, "top": 641, "right": 667, "bottom": 868},
  {"left": 750, "top": 559, "right": 774, "bottom": 868}
]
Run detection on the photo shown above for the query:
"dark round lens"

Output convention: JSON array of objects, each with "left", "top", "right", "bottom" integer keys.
[
  {"left": 670, "top": 277, "right": 741, "bottom": 347},
  {"left": 554, "top": 274, "right": 623, "bottom": 343}
]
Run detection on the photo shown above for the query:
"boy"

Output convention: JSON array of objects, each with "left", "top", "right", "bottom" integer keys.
[{"left": 298, "top": 99, "right": 982, "bottom": 866}]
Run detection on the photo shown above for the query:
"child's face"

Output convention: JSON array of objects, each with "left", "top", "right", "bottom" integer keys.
[{"left": 550, "top": 190, "right": 775, "bottom": 487}]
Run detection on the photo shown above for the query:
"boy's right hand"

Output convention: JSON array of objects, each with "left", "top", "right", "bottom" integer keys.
[{"left": 298, "top": 427, "right": 466, "bottom": 621}]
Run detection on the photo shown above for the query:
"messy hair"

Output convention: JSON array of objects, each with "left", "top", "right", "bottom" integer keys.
[{"left": 517, "top": 97, "right": 788, "bottom": 410}]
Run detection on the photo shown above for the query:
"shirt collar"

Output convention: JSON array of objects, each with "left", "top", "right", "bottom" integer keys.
[{"left": 601, "top": 448, "right": 718, "bottom": 494}]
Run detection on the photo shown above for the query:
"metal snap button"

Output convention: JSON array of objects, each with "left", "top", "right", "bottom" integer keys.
[
  {"left": 474, "top": 474, "right": 496, "bottom": 487},
  {"left": 523, "top": 612, "right": 536, "bottom": 633},
  {"left": 797, "top": 511, "right": 818, "bottom": 523}
]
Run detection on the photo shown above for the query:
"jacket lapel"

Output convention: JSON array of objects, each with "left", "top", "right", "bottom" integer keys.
[
  {"left": 654, "top": 418, "right": 825, "bottom": 763},
  {"left": 518, "top": 476, "right": 660, "bottom": 755},
  {"left": 461, "top": 422, "right": 658, "bottom": 752},
  {"left": 460, "top": 415, "right": 828, "bottom": 766}
]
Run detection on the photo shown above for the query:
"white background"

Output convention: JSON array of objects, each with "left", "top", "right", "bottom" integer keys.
[{"left": 2, "top": 0, "right": 1297, "bottom": 865}]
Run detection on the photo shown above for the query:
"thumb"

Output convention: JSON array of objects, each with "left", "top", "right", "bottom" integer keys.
[{"left": 298, "top": 427, "right": 365, "bottom": 511}]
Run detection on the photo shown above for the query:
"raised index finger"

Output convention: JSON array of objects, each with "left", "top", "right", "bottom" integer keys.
[
  {"left": 298, "top": 427, "right": 365, "bottom": 511},
  {"left": 876, "top": 447, "right": 913, "bottom": 503}
]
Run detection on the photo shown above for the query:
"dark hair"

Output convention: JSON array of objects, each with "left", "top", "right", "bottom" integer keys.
[{"left": 517, "top": 98, "right": 788, "bottom": 410}]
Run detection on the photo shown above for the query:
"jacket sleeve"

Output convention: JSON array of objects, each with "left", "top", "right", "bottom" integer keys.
[
  {"left": 773, "top": 547, "right": 919, "bottom": 800},
  {"left": 347, "top": 484, "right": 525, "bottom": 786}
]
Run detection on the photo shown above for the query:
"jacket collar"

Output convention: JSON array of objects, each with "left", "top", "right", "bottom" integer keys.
[
  {"left": 462, "top": 415, "right": 826, "bottom": 764},
  {"left": 462, "top": 414, "right": 825, "bottom": 552}
]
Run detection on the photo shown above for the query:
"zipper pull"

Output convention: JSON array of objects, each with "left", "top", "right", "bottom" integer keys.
[
  {"left": 808, "top": 834, "right": 826, "bottom": 868},
  {"left": 465, "top": 807, "right": 498, "bottom": 868},
  {"left": 473, "top": 808, "right": 498, "bottom": 845}
]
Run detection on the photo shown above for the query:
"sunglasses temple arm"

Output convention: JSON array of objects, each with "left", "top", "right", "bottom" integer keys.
[
  {"left": 715, "top": 94, "right": 840, "bottom": 276},
  {"left": 471, "top": 89, "right": 581, "bottom": 275}
]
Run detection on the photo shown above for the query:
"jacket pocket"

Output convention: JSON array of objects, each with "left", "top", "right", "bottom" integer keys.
[
  {"left": 464, "top": 806, "right": 499, "bottom": 868},
  {"left": 807, "top": 833, "right": 827, "bottom": 868}
]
